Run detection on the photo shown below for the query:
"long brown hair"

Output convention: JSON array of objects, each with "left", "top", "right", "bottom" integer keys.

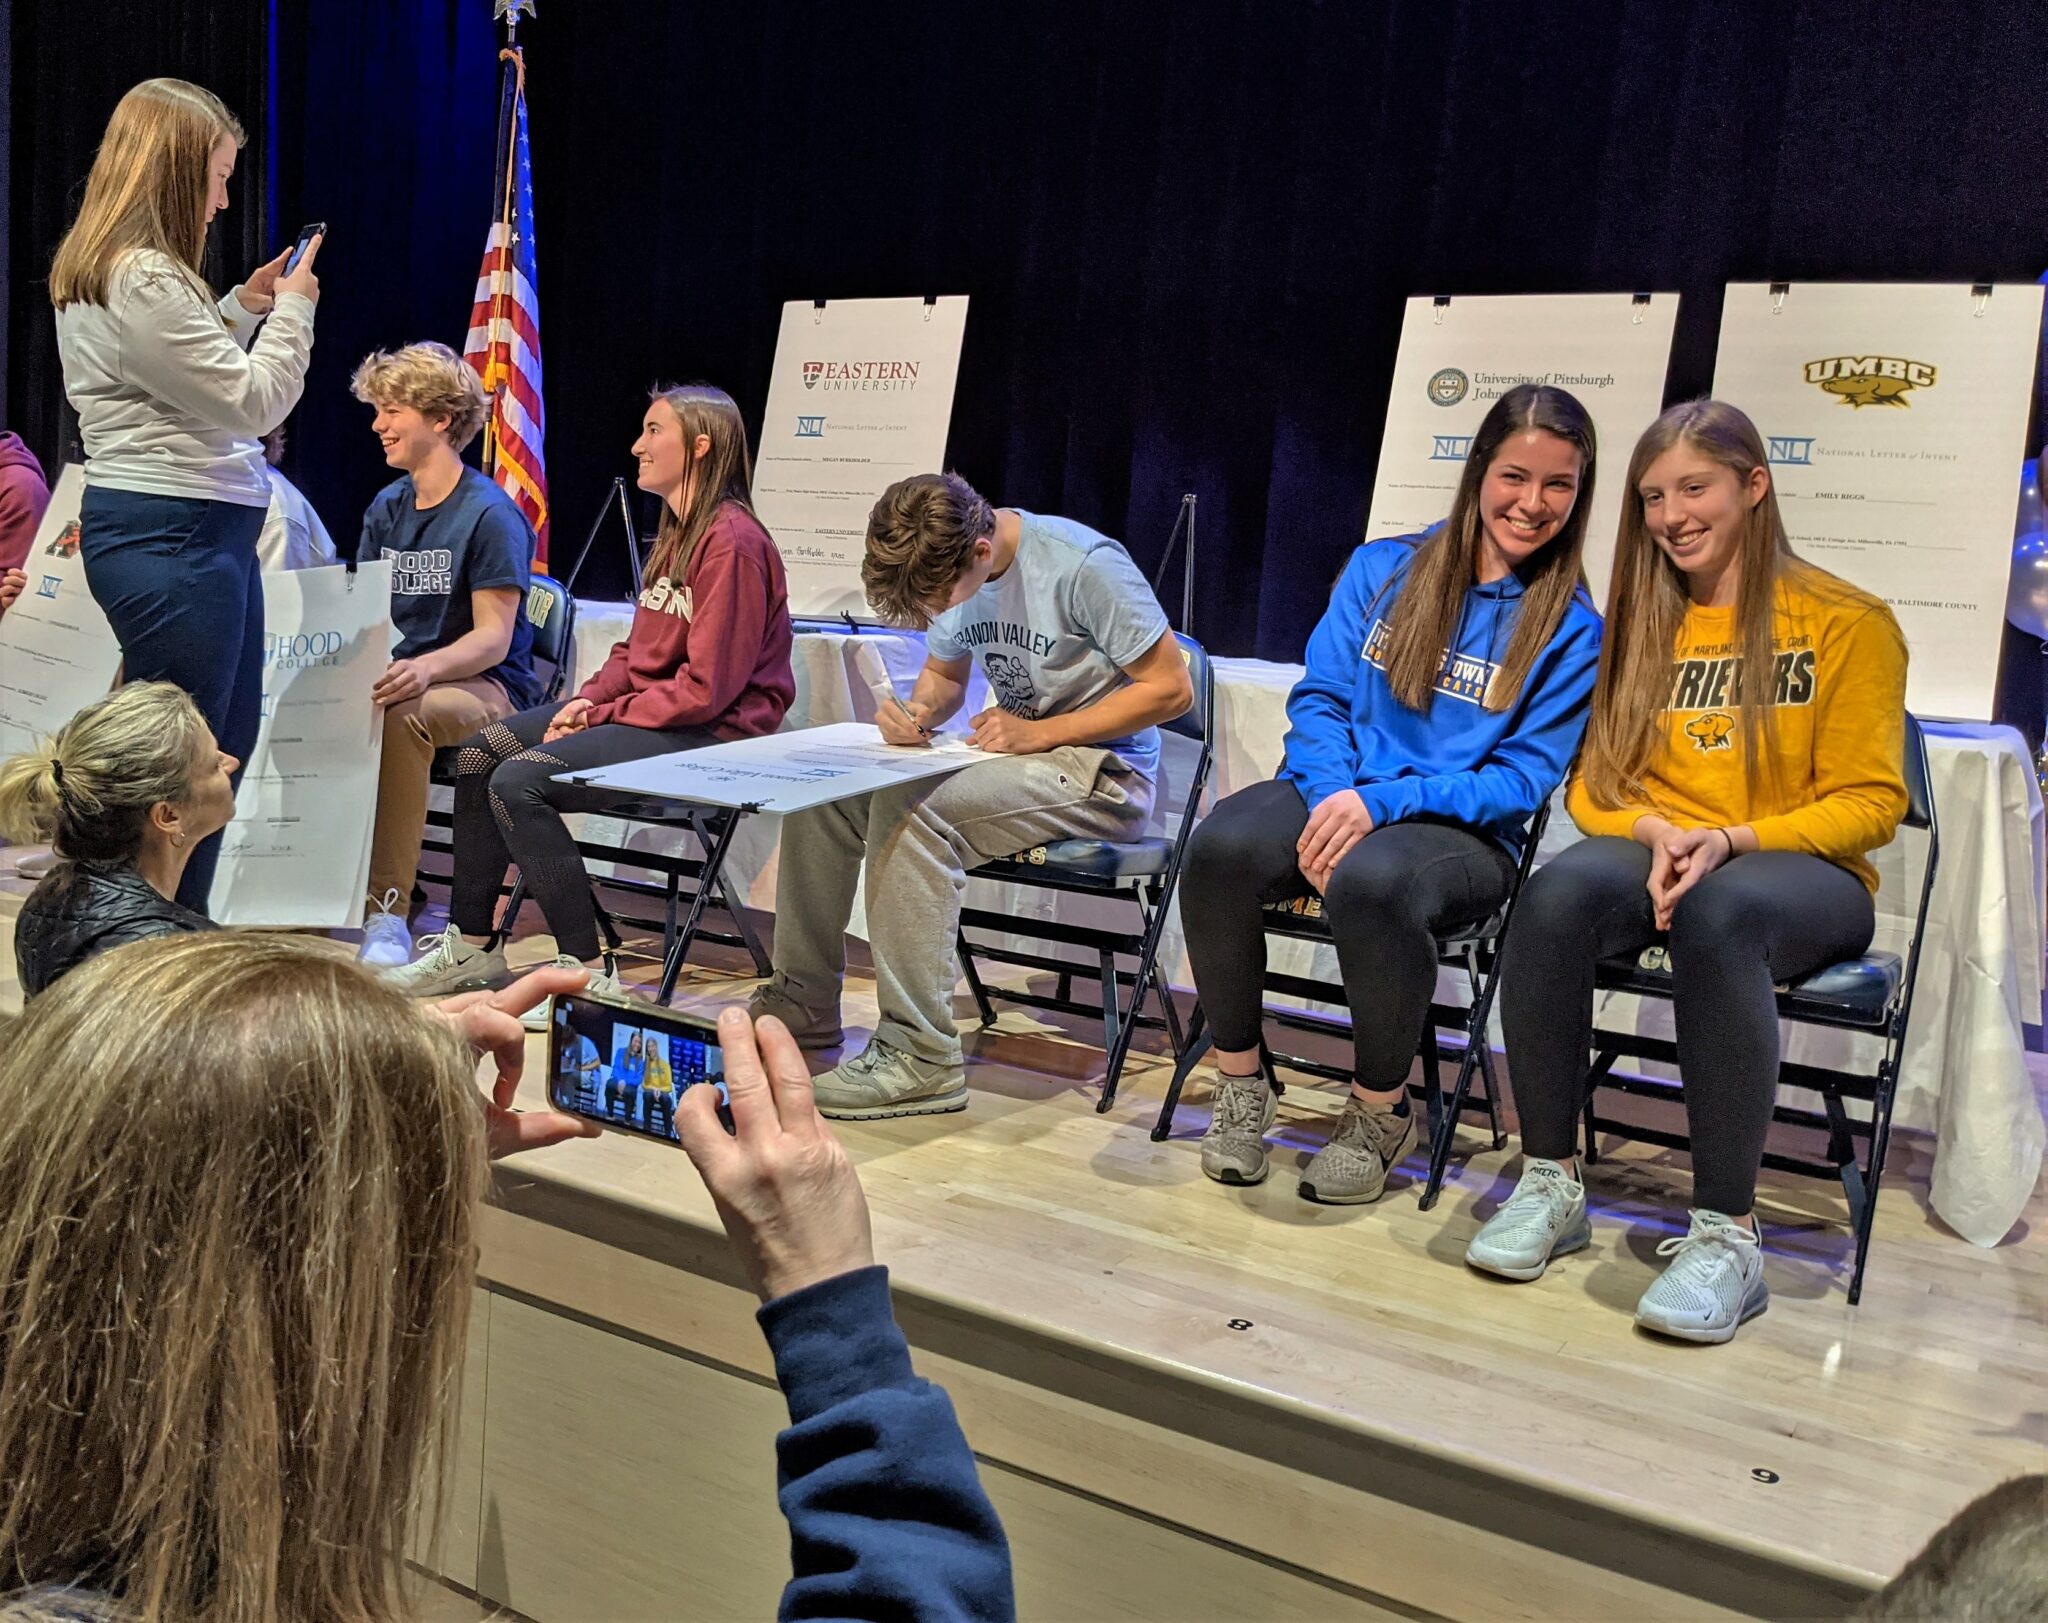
[
  {"left": 50, "top": 79, "right": 243, "bottom": 310},
  {"left": 0, "top": 933, "right": 487, "bottom": 1620},
  {"left": 1579, "top": 398, "right": 1803, "bottom": 808},
  {"left": 1377, "top": 383, "right": 1596, "bottom": 713},
  {"left": 643, "top": 384, "right": 756, "bottom": 587}
]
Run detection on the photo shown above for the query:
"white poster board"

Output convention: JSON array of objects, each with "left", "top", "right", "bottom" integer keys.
[
  {"left": 210, "top": 562, "right": 390, "bottom": 927},
  {"left": 752, "top": 296, "right": 969, "bottom": 620},
  {"left": 1713, "top": 281, "right": 2046, "bottom": 720},
  {"left": 0, "top": 466, "right": 121, "bottom": 758},
  {"left": 560, "top": 720, "right": 983, "bottom": 815},
  {"left": 1367, "top": 293, "right": 1679, "bottom": 602}
]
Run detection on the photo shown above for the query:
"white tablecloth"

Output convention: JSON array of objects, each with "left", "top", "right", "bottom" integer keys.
[{"left": 570, "top": 608, "right": 2046, "bottom": 1245}]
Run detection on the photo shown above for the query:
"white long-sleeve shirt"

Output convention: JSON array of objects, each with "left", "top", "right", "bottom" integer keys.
[
  {"left": 256, "top": 466, "right": 337, "bottom": 571},
  {"left": 55, "top": 249, "right": 315, "bottom": 508}
]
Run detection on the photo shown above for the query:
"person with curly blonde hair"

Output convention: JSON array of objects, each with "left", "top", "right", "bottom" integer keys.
[{"left": 349, "top": 340, "right": 538, "bottom": 969}]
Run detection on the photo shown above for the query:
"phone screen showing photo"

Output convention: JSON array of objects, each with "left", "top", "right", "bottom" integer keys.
[{"left": 547, "top": 995, "right": 727, "bottom": 1144}]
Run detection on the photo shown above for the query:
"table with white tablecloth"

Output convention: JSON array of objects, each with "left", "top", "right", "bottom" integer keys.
[{"left": 568, "top": 605, "right": 2046, "bottom": 1246}]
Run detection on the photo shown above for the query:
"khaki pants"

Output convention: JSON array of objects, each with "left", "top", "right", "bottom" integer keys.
[
  {"left": 768, "top": 747, "right": 1155, "bottom": 1065},
  {"left": 369, "top": 676, "right": 515, "bottom": 909}
]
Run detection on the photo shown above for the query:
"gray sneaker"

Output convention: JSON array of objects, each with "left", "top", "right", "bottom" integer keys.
[
  {"left": 812, "top": 1040, "right": 966, "bottom": 1120},
  {"left": 1200, "top": 1072, "right": 1277, "bottom": 1185},
  {"left": 746, "top": 980, "right": 845, "bottom": 1050},
  {"left": 383, "top": 925, "right": 509, "bottom": 998},
  {"left": 1634, "top": 1210, "right": 1768, "bottom": 1344},
  {"left": 520, "top": 956, "right": 630, "bottom": 1032},
  {"left": 1297, "top": 1095, "right": 1419, "bottom": 1205},
  {"left": 13, "top": 850, "right": 56, "bottom": 880},
  {"left": 1465, "top": 1159, "right": 1592, "bottom": 1281}
]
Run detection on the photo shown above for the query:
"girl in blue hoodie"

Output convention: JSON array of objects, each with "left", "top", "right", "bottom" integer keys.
[{"left": 1180, "top": 384, "right": 1603, "bottom": 1204}]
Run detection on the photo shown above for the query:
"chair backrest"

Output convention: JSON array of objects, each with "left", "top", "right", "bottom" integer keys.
[
  {"left": 1900, "top": 712, "right": 1934, "bottom": 834},
  {"left": 525, "top": 573, "right": 578, "bottom": 701},
  {"left": 1163, "top": 632, "right": 1214, "bottom": 745}
]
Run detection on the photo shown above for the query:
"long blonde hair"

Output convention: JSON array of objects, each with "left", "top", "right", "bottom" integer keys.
[
  {"left": 644, "top": 384, "right": 756, "bottom": 587},
  {"left": 1377, "top": 383, "right": 1596, "bottom": 713},
  {"left": 0, "top": 682, "right": 211, "bottom": 866},
  {"left": 1580, "top": 398, "right": 1803, "bottom": 807},
  {"left": 0, "top": 934, "right": 487, "bottom": 1620},
  {"left": 49, "top": 78, "right": 243, "bottom": 310}
]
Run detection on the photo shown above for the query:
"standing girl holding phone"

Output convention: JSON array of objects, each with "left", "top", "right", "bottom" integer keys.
[{"left": 52, "top": 78, "right": 324, "bottom": 912}]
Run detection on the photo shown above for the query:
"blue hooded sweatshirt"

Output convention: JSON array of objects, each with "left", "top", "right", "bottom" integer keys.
[{"left": 1280, "top": 535, "right": 1602, "bottom": 856}]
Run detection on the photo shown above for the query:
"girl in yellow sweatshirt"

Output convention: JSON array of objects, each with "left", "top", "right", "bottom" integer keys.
[{"left": 1468, "top": 399, "right": 1908, "bottom": 1345}]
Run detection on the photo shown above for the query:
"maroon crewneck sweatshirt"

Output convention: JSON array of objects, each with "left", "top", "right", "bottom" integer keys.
[{"left": 578, "top": 501, "right": 795, "bottom": 738}]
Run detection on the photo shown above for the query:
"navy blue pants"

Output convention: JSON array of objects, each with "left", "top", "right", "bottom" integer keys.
[{"left": 79, "top": 487, "right": 265, "bottom": 914}]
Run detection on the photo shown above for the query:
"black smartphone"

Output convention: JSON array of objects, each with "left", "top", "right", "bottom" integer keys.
[
  {"left": 283, "top": 221, "right": 325, "bottom": 275},
  {"left": 547, "top": 992, "right": 732, "bottom": 1143}
]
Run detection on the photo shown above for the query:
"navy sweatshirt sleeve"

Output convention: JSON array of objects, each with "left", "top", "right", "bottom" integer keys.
[{"left": 759, "top": 1265, "right": 1015, "bottom": 1623}]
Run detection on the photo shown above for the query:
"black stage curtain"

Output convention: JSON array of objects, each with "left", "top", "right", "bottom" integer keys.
[
  {"left": 19, "top": 2, "right": 2048, "bottom": 662},
  {"left": 6, "top": 0, "right": 270, "bottom": 477}
]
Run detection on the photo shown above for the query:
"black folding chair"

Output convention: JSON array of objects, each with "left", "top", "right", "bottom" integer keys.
[
  {"left": 953, "top": 634, "right": 1215, "bottom": 1112},
  {"left": 421, "top": 575, "right": 766, "bottom": 994},
  {"left": 1576, "top": 714, "right": 1938, "bottom": 1305},
  {"left": 1150, "top": 801, "right": 1552, "bottom": 1199}
]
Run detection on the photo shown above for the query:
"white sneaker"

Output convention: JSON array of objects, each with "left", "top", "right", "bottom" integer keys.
[
  {"left": 357, "top": 889, "right": 415, "bottom": 969},
  {"left": 1634, "top": 1210, "right": 1768, "bottom": 1344},
  {"left": 13, "top": 850, "right": 56, "bottom": 880},
  {"left": 1199, "top": 1071, "right": 1278, "bottom": 1185},
  {"left": 520, "top": 955, "right": 630, "bottom": 1032},
  {"left": 383, "top": 926, "right": 509, "bottom": 999},
  {"left": 1464, "top": 1159, "right": 1592, "bottom": 1281}
]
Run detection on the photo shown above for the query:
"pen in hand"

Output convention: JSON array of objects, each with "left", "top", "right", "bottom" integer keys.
[{"left": 885, "top": 691, "right": 936, "bottom": 743}]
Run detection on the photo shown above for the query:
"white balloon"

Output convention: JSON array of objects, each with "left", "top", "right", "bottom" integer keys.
[
  {"left": 2007, "top": 528, "right": 2048, "bottom": 639},
  {"left": 2019, "top": 457, "right": 2045, "bottom": 539}
]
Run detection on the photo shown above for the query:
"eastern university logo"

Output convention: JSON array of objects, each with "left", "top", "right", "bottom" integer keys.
[
  {"left": 800, "top": 360, "right": 921, "bottom": 393},
  {"left": 1803, "top": 355, "right": 1936, "bottom": 409}
]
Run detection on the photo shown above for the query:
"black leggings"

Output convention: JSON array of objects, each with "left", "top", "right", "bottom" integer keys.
[
  {"left": 1500, "top": 836, "right": 1876, "bottom": 1216},
  {"left": 451, "top": 705, "right": 717, "bottom": 960},
  {"left": 1179, "top": 779, "right": 1517, "bottom": 1088}
]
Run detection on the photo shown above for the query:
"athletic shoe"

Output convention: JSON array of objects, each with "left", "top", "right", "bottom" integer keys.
[
  {"left": 1464, "top": 1159, "right": 1592, "bottom": 1281},
  {"left": 520, "top": 955, "right": 630, "bottom": 1032},
  {"left": 746, "top": 979, "right": 846, "bottom": 1050},
  {"left": 1297, "top": 1094, "right": 1419, "bottom": 1205},
  {"left": 811, "top": 1040, "right": 967, "bottom": 1120},
  {"left": 1634, "top": 1210, "right": 1768, "bottom": 1344},
  {"left": 1199, "top": 1071, "right": 1277, "bottom": 1185},
  {"left": 357, "top": 889, "right": 415, "bottom": 969},
  {"left": 13, "top": 850, "right": 55, "bottom": 880},
  {"left": 383, "top": 926, "right": 509, "bottom": 999}
]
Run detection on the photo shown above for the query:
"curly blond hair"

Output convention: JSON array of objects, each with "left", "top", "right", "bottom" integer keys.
[{"left": 350, "top": 341, "right": 488, "bottom": 452}]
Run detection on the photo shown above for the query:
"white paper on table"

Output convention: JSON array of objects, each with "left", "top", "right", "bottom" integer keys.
[
  {"left": 1713, "top": 281, "right": 2046, "bottom": 722},
  {"left": 210, "top": 561, "right": 391, "bottom": 928},
  {"left": 751, "top": 296, "right": 969, "bottom": 621},
  {"left": 0, "top": 466, "right": 121, "bottom": 758},
  {"left": 558, "top": 720, "right": 987, "bottom": 815},
  {"left": 1366, "top": 294, "right": 1679, "bottom": 603}
]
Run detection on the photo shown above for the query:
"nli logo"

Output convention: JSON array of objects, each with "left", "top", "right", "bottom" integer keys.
[
  {"left": 1803, "top": 355, "right": 1936, "bottom": 409},
  {"left": 36, "top": 574, "right": 60, "bottom": 599},
  {"left": 1429, "top": 435, "right": 1473, "bottom": 462},
  {"left": 1768, "top": 436, "right": 1816, "bottom": 465},
  {"left": 796, "top": 415, "right": 825, "bottom": 438}
]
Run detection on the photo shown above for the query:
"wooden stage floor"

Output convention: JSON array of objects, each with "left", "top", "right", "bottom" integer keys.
[{"left": 3, "top": 865, "right": 2042, "bottom": 1618}]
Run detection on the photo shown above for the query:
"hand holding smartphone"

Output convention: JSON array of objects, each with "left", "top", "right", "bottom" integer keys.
[{"left": 547, "top": 992, "right": 732, "bottom": 1143}]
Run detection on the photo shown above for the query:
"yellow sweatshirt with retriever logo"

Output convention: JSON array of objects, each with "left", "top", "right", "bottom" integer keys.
[{"left": 1567, "top": 566, "right": 1909, "bottom": 894}]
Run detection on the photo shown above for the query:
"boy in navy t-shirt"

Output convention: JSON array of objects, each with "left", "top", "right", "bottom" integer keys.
[{"left": 351, "top": 342, "right": 538, "bottom": 966}]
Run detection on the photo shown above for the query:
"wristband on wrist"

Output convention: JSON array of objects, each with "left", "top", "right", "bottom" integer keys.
[{"left": 1717, "top": 827, "right": 1735, "bottom": 860}]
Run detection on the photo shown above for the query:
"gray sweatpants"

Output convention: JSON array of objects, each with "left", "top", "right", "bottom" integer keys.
[{"left": 768, "top": 746, "right": 1156, "bottom": 1065}]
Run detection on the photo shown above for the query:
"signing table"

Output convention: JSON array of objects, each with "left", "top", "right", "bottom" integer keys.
[{"left": 569, "top": 605, "right": 2045, "bottom": 1246}]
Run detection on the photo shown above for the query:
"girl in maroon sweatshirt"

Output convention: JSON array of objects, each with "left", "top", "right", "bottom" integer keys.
[{"left": 395, "top": 384, "right": 795, "bottom": 997}]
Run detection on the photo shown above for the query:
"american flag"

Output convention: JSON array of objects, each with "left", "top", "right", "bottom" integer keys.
[{"left": 464, "top": 51, "right": 549, "bottom": 563}]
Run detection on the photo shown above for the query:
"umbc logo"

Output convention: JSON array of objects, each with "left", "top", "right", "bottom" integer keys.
[
  {"left": 796, "top": 415, "right": 825, "bottom": 438},
  {"left": 1803, "top": 355, "right": 1936, "bottom": 409},
  {"left": 1427, "top": 367, "right": 1469, "bottom": 407},
  {"left": 1685, "top": 711, "right": 1736, "bottom": 752}
]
